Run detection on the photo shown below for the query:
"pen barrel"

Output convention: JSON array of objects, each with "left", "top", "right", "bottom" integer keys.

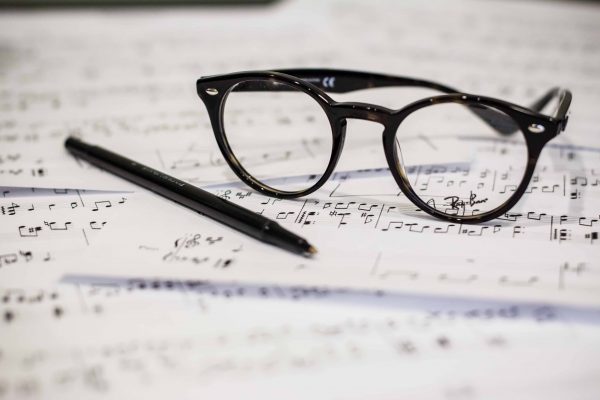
[
  {"left": 261, "top": 222, "right": 312, "bottom": 255},
  {"left": 65, "top": 137, "right": 302, "bottom": 250}
]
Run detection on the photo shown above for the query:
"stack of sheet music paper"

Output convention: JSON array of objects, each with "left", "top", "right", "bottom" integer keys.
[{"left": 1, "top": 0, "right": 599, "bottom": 398}]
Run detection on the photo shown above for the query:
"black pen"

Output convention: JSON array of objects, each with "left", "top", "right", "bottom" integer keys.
[{"left": 64, "top": 137, "right": 317, "bottom": 256}]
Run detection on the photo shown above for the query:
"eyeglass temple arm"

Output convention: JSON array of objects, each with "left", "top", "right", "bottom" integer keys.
[
  {"left": 275, "top": 69, "right": 547, "bottom": 136},
  {"left": 276, "top": 68, "right": 462, "bottom": 95},
  {"left": 531, "top": 87, "right": 572, "bottom": 131}
]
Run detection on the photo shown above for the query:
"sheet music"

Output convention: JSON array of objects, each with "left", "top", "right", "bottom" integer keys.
[
  {"left": 1, "top": 279, "right": 599, "bottom": 399},
  {"left": 2, "top": 0, "right": 600, "bottom": 398},
  {"left": 76, "top": 160, "right": 600, "bottom": 307},
  {"left": 0, "top": 187, "right": 134, "bottom": 284},
  {"left": 1, "top": 0, "right": 599, "bottom": 190},
  {"left": 1, "top": 0, "right": 598, "bottom": 303}
]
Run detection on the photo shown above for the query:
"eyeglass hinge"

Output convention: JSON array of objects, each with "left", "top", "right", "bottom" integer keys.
[{"left": 561, "top": 114, "right": 569, "bottom": 132}]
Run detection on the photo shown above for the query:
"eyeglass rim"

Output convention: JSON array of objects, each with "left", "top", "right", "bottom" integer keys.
[{"left": 196, "top": 69, "right": 571, "bottom": 224}]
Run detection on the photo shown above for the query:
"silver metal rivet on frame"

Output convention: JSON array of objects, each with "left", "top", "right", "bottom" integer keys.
[{"left": 528, "top": 123, "right": 545, "bottom": 133}]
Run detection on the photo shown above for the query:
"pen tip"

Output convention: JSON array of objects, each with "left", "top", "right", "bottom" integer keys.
[{"left": 306, "top": 245, "right": 318, "bottom": 255}]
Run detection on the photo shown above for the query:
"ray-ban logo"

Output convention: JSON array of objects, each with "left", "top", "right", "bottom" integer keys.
[{"left": 444, "top": 191, "right": 488, "bottom": 211}]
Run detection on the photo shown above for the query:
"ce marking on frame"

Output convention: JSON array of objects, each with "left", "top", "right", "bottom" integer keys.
[{"left": 322, "top": 76, "right": 336, "bottom": 88}]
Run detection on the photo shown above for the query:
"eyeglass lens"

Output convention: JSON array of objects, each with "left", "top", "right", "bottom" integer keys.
[
  {"left": 394, "top": 103, "right": 528, "bottom": 217},
  {"left": 223, "top": 79, "right": 333, "bottom": 192}
]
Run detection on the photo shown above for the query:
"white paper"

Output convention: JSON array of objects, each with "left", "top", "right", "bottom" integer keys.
[
  {"left": 1, "top": 280, "right": 599, "bottom": 399},
  {"left": 2, "top": 0, "right": 600, "bottom": 398}
]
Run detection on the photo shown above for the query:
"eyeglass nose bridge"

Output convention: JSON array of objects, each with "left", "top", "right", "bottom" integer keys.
[{"left": 331, "top": 102, "right": 394, "bottom": 127}]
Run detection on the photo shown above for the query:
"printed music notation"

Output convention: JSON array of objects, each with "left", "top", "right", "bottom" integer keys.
[
  {"left": 0, "top": 250, "right": 51, "bottom": 268},
  {"left": 0, "top": 0, "right": 599, "bottom": 192},
  {"left": 1, "top": 189, "right": 128, "bottom": 240},
  {"left": 209, "top": 160, "right": 600, "bottom": 245},
  {"left": 68, "top": 134, "right": 598, "bottom": 307},
  {"left": 0, "top": 188, "right": 133, "bottom": 286},
  {"left": 75, "top": 172, "right": 600, "bottom": 308},
  {"left": 0, "top": 0, "right": 598, "bottom": 309},
  {"left": 1, "top": 280, "right": 598, "bottom": 399},
  {"left": 1, "top": 0, "right": 600, "bottom": 398},
  {"left": 5, "top": 117, "right": 593, "bottom": 304}
]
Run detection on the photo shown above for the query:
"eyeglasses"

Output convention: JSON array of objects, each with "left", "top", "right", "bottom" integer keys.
[{"left": 196, "top": 69, "right": 571, "bottom": 223}]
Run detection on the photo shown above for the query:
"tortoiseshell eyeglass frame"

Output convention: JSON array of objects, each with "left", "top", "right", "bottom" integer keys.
[{"left": 196, "top": 69, "right": 572, "bottom": 224}]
